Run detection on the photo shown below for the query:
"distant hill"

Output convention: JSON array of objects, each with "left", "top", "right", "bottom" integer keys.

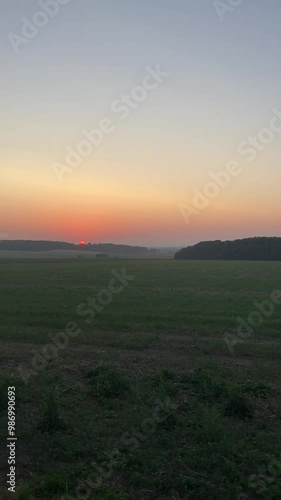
[
  {"left": 0, "top": 240, "right": 157, "bottom": 256},
  {"left": 175, "top": 237, "right": 281, "bottom": 261}
]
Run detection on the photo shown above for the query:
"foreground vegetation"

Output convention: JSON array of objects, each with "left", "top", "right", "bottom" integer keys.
[{"left": 0, "top": 259, "right": 281, "bottom": 499}]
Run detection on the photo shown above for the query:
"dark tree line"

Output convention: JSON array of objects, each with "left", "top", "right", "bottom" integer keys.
[
  {"left": 0, "top": 240, "right": 155, "bottom": 256},
  {"left": 175, "top": 237, "right": 281, "bottom": 261}
]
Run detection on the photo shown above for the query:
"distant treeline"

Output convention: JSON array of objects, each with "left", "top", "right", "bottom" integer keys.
[
  {"left": 0, "top": 240, "right": 157, "bottom": 255},
  {"left": 175, "top": 237, "right": 281, "bottom": 261}
]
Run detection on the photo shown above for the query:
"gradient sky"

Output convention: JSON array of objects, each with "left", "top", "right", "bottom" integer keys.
[{"left": 1, "top": 0, "right": 281, "bottom": 246}]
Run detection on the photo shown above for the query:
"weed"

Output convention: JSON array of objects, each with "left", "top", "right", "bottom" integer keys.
[
  {"left": 223, "top": 390, "right": 254, "bottom": 419},
  {"left": 35, "top": 472, "right": 69, "bottom": 496},
  {"left": 17, "top": 484, "right": 34, "bottom": 500},
  {"left": 38, "top": 390, "right": 64, "bottom": 432},
  {"left": 87, "top": 364, "right": 130, "bottom": 400}
]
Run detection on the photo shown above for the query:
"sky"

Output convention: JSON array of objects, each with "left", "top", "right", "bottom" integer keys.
[{"left": 1, "top": 0, "right": 281, "bottom": 247}]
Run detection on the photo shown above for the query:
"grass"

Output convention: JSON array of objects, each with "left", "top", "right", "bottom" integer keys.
[{"left": 0, "top": 258, "right": 281, "bottom": 498}]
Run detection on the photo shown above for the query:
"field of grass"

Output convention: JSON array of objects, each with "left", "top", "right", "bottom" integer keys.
[{"left": 1, "top": 258, "right": 281, "bottom": 499}]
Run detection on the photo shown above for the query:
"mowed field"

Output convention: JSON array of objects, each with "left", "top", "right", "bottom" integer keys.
[{"left": 1, "top": 259, "right": 281, "bottom": 499}]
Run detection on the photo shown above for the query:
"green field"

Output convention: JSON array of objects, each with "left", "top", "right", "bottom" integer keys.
[{"left": 1, "top": 259, "right": 281, "bottom": 499}]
